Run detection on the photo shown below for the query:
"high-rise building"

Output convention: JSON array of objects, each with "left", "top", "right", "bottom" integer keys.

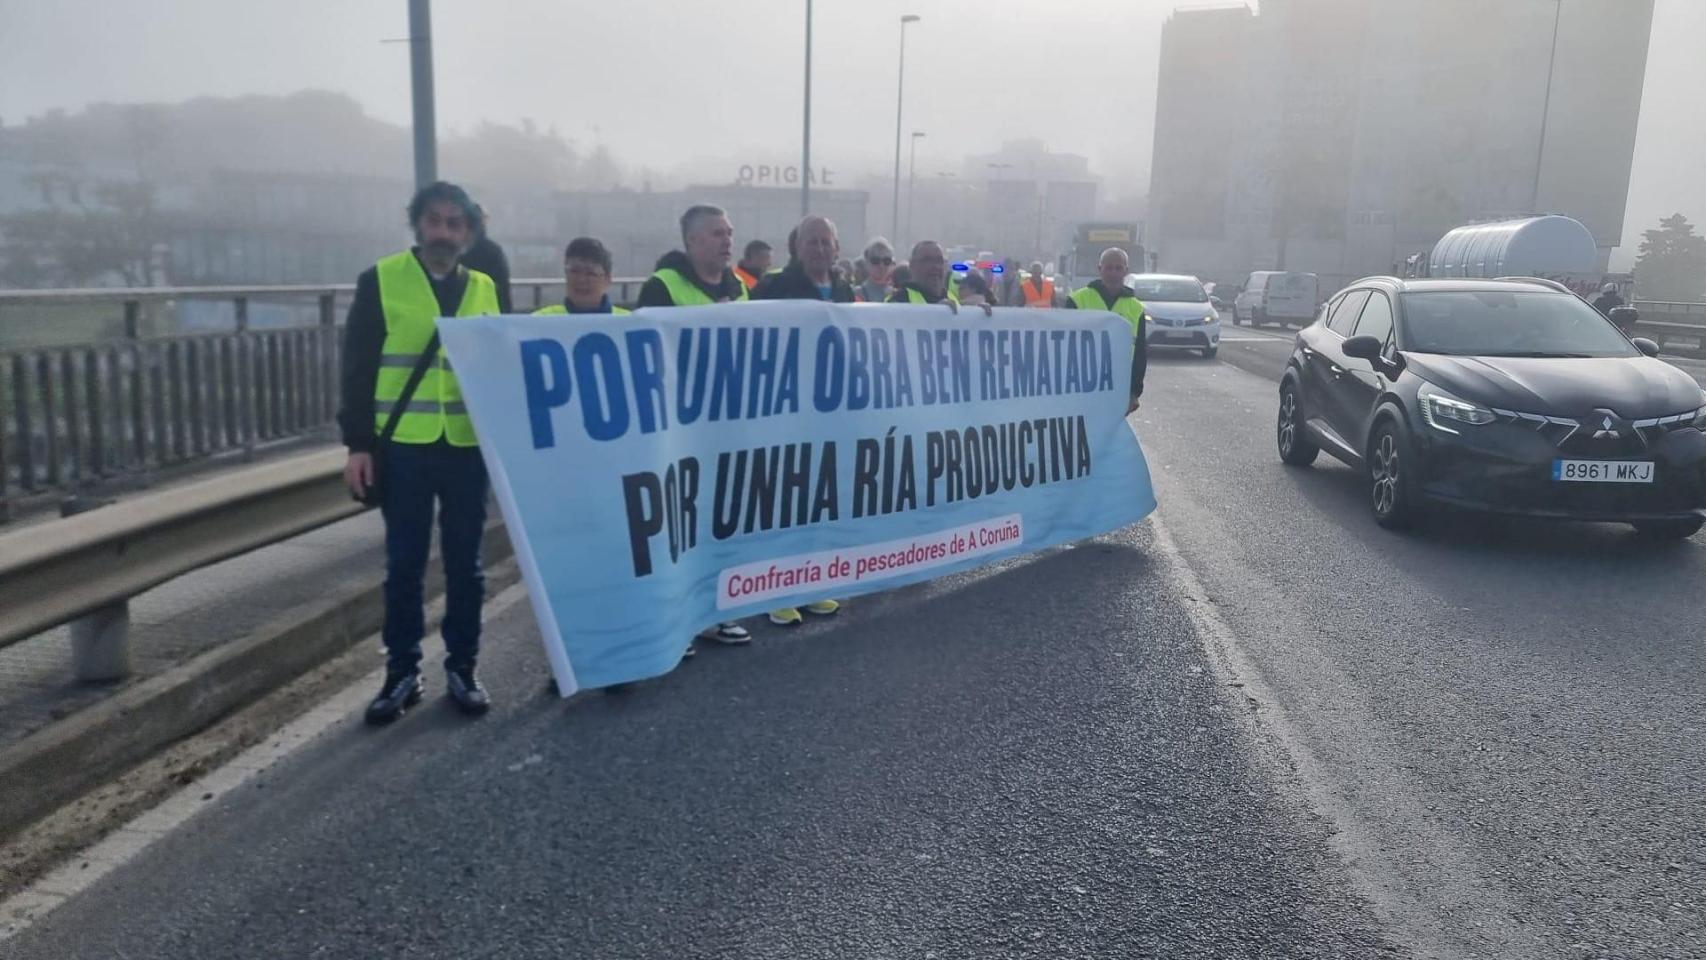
[{"left": 1150, "top": 0, "right": 1654, "bottom": 293}]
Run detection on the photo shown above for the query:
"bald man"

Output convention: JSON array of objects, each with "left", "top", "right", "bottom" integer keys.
[
  {"left": 748, "top": 215, "right": 850, "bottom": 627},
  {"left": 751, "top": 215, "right": 856, "bottom": 302},
  {"left": 1066, "top": 247, "right": 1147, "bottom": 413}
]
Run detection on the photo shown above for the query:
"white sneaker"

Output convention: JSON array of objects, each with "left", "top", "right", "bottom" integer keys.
[{"left": 696, "top": 622, "right": 752, "bottom": 645}]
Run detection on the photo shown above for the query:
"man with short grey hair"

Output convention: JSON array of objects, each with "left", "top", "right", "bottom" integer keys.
[
  {"left": 634, "top": 203, "right": 752, "bottom": 651},
  {"left": 857, "top": 237, "right": 896, "bottom": 302},
  {"left": 636, "top": 204, "right": 749, "bottom": 309},
  {"left": 1066, "top": 247, "right": 1147, "bottom": 413}
]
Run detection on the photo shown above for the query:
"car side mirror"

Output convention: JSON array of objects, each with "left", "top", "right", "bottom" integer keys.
[
  {"left": 1632, "top": 337, "right": 1660, "bottom": 357},
  {"left": 1342, "top": 334, "right": 1383, "bottom": 360}
]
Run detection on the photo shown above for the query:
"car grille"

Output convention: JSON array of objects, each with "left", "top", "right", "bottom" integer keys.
[
  {"left": 1523, "top": 406, "right": 1703, "bottom": 457},
  {"left": 1149, "top": 316, "right": 1208, "bottom": 327}
]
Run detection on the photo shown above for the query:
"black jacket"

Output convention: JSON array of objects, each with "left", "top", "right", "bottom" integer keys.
[
  {"left": 338, "top": 250, "right": 471, "bottom": 453},
  {"left": 1592, "top": 291, "right": 1625, "bottom": 317},
  {"left": 1065, "top": 280, "right": 1148, "bottom": 400},
  {"left": 636, "top": 251, "right": 747, "bottom": 306},
  {"left": 461, "top": 234, "right": 512, "bottom": 313},
  {"left": 750, "top": 260, "right": 856, "bottom": 302}
]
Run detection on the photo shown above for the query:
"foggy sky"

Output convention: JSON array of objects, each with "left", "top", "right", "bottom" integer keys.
[{"left": 1, "top": 0, "right": 1701, "bottom": 261}]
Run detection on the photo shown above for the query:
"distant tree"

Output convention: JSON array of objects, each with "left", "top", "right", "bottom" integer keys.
[{"left": 1635, "top": 214, "right": 1706, "bottom": 302}]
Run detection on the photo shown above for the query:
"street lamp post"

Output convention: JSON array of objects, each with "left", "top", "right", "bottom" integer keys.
[
  {"left": 802, "top": 0, "right": 814, "bottom": 217},
  {"left": 987, "top": 162, "right": 1013, "bottom": 254},
  {"left": 892, "top": 14, "right": 921, "bottom": 239},
  {"left": 1530, "top": 0, "right": 1562, "bottom": 214},
  {"left": 907, "top": 131, "right": 926, "bottom": 242},
  {"left": 407, "top": 0, "right": 437, "bottom": 189}
]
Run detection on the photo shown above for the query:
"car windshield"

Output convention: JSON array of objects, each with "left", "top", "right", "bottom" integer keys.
[
  {"left": 1129, "top": 278, "right": 1207, "bottom": 302},
  {"left": 1398, "top": 291, "right": 1639, "bottom": 359}
]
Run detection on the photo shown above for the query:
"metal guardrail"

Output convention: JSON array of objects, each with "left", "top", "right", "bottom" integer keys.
[
  {"left": 0, "top": 447, "right": 357, "bottom": 676},
  {"left": 0, "top": 277, "right": 645, "bottom": 521},
  {"left": 1632, "top": 301, "right": 1706, "bottom": 357}
]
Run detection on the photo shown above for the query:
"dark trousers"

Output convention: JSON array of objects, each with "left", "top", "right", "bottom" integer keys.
[{"left": 380, "top": 439, "right": 488, "bottom": 674}]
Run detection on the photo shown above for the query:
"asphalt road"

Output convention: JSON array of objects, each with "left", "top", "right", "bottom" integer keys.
[{"left": 9, "top": 330, "right": 1705, "bottom": 960}]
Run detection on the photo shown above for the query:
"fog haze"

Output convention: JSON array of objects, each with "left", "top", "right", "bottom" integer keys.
[{"left": 0, "top": 0, "right": 1701, "bottom": 256}]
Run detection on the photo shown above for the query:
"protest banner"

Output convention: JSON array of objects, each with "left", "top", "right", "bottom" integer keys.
[{"left": 439, "top": 301, "right": 1157, "bottom": 694}]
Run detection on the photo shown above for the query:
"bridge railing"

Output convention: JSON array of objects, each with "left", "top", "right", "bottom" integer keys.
[
  {"left": 0, "top": 277, "right": 645, "bottom": 522},
  {"left": 1632, "top": 300, "right": 1706, "bottom": 357}
]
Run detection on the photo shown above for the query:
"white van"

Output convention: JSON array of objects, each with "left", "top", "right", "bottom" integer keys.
[{"left": 1232, "top": 271, "right": 1319, "bottom": 327}]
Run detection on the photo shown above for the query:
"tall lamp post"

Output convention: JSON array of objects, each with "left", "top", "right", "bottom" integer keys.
[
  {"left": 801, "top": 0, "right": 814, "bottom": 216},
  {"left": 407, "top": 0, "right": 436, "bottom": 188},
  {"left": 891, "top": 14, "right": 921, "bottom": 238},
  {"left": 1530, "top": 0, "right": 1562, "bottom": 214},
  {"left": 907, "top": 131, "right": 926, "bottom": 243}
]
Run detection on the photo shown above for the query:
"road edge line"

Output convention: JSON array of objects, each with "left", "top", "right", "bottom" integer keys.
[
  {"left": 0, "top": 580, "right": 531, "bottom": 943},
  {"left": 1146, "top": 512, "right": 1462, "bottom": 960}
]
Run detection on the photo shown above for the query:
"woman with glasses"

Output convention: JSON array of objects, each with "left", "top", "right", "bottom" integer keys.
[
  {"left": 856, "top": 237, "right": 897, "bottom": 302},
  {"left": 533, "top": 237, "right": 629, "bottom": 316}
]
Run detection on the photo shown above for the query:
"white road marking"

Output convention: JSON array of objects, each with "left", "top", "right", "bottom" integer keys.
[
  {"left": 0, "top": 582, "right": 530, "bottom": 943},
  {"left": 1144, "top": 512, "right": 1478, "bottom": 960}
]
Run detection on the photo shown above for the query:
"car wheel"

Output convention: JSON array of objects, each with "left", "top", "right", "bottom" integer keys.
[
  {"left": 1202, "top": 346, "right": 1219, "bottom": 359},
  {"left": 1631, "top": 518, "right": 1704, "bottom": 541},
  {"left": 1368, "top": 418, "right": 1420, "bottom": 530},
  {"left": 1277, "top": 381, "right": 1319, "bottom": 466},
  {"left": 1254, "top": 307, "right": 1267, "bottom": 327},
  {"left": 1232, "top": 309, "right": 1244, "bottom": 327}
]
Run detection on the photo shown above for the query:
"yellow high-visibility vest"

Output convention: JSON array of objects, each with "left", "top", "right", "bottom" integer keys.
[
  {"left": 532, "top": 304, "right": 631, "bottom": 315},
  {"left": 901, "top": 286, "right": 960, "bottom": 306},
  {"left": 652, "top": 268, "right": 749, "bottom": 306},
  {"left": 373, "top": 251, "right": 499, "bottom": 446},
  {"left": 1071, "top": 285, "right": 1146, "bottom": 338}
]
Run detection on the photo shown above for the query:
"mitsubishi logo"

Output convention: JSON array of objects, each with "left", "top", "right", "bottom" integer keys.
[{"left": 1591, "top": 411, "right": 1623, "bottom": 440}]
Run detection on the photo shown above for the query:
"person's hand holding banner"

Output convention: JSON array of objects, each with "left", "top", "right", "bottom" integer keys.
[{"left": 439, "top": 301, "right": 1157, "bottom": 695}]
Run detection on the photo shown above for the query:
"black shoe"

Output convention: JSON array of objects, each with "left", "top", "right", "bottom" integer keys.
[
  {"left": 365, "top": 669, "right": 423, "bottom": 726},
  {"left": 446, "top": 665, "right": 491, "bottom": 716}
]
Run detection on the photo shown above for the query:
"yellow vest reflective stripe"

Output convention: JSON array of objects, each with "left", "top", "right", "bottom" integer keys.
[
  {"left": 1071, "top": 286, "right": 1146, "bottom": 338},
  {"left": 531, "top": 304, "right": 631, "bottom": 315},
  {"left": 373, "top": 251, "right": 499, "bottom": 447},
  {"left": 904, "top": 287, "right": 960, "bottom": 306},
  {"left": 652, "top": 267, "right": 749, "bottom": 306}
]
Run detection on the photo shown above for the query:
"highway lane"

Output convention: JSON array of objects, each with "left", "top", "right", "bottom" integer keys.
[
  {"left": 1135, "top": 351, "right": 1704, "bottom": 959},
  {"left": 6, "top": 516, "right": 1405, "bottom": 953}
]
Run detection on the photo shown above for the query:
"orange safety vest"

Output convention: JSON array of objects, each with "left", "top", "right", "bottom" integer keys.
[
  {"left": 733, "top": 265, "right": 760, "bottom": 291},
  {"left": 1023, "top": 276, "right": 1056, "bottom": 307}
]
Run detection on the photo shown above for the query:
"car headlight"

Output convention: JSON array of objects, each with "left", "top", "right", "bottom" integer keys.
[
  {"left": 1418, "top": 381, "right": 1495, "bottom": 434},
  {"left": 1203, "top": 314, "right": 1217, "bottom": 324},
  {"left": 1693, "top": 401, "right": 1706, "bottom": 429}
]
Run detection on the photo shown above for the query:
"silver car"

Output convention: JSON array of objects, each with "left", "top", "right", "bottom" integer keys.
[{"left": 1127, "top": 273, "right": 1222, "bottom": 359}]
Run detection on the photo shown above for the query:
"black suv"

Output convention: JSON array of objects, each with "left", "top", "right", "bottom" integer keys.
[{"left": 1276, "top": 277, "right": 1706, "bottom": 538}]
